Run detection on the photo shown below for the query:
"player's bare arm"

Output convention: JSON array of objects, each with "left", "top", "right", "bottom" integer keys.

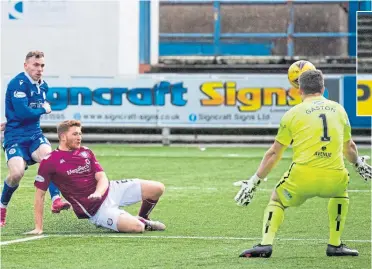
[
  {"left": 344, "top": 139, "right": 372, "bottom": 181},
  {"left": 24, "top": 188, "right": 46, "bottom": 235},
  {"left": 0, "top": 122, "right": 5, "bottom": 132},
  {"left": 343, "top": 139, "right": 359, "bottom": 164},
  {"left": 256, "top": 140, "right": 287, "bottom": 179},
  {"left": 87, "top": 171, "right": 109, "bottom": 200},
  {"left": 234, "top": 141, "right": 287, "bottom": 206}
]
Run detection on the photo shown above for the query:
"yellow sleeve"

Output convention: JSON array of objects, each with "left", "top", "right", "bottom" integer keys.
[
  {"left": 275, "top": 110, "right": 293, "bottom": 146},
  {"left": 343, "top": 107, "right": 352, "bottom": 142}
]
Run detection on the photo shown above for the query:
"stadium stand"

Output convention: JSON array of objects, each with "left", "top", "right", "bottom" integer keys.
[
  {"left": 152, "top": 0, "right": 361, "bottom": 74},
  {"left": 358, "top": 12, "right": 372, "bottom": 73}
]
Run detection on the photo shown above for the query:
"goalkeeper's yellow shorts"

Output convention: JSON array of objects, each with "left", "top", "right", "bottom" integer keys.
[{"left": 275, "top": 163, "right": 349, "bottom": 207}]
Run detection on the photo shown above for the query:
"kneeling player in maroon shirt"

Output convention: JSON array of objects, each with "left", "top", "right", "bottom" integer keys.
[{"left": 26, "top": 120, "right": 165, "bottom": 234}]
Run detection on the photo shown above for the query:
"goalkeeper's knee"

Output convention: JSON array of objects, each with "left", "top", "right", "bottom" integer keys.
[{"left": 270, "top": 190, "right": 286, "bottom": 208}]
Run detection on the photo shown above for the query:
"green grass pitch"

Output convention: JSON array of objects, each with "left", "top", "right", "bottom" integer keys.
[{"left": 1, "top": 145, "right": 370, "bottom": 269}]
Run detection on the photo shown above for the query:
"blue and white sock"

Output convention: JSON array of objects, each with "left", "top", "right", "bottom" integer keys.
[
  {"left": 48, "top": 181, "right": 61, "bottom": 201},
  {"left": 1, "top": 179, "right": 19, "bottom": 208}
]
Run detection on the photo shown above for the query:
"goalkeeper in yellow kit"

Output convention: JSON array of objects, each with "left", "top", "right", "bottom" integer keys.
[{"left": 234, "top": 70, "right": 371, "bottom": 258}]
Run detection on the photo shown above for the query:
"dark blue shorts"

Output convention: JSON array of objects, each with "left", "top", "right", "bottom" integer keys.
[{"left": 3, "top": 134, "right": 51, "bottom": 166}]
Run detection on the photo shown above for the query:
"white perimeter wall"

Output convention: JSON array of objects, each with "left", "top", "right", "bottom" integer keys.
[
  {"left": 1, "top": 0, "right": 143, "bottom": 121},
  {"left": 1, "top": 0, "right": 141, "bottom": 78}
]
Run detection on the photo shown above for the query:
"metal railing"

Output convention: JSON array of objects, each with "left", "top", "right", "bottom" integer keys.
[{"left": 158, "top": 0, "right": 367, "bottom": 57}]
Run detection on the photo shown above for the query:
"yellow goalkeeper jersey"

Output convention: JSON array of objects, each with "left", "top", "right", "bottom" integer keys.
[{"left": 275, "top": 95, "right": 351, "bottom": 170}]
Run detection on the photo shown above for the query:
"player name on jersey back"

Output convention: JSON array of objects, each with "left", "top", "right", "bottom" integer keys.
[{"left": 276, "top": 96, "right": 351, "bottom": 170}]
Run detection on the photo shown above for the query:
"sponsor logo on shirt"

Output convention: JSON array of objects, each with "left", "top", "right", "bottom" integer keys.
[
  {"left": 283, "top": 189, "right": 292, "bottom": 200},
  {"left": 67, "top": 159, "right": 91, "bottom": 175},
  {"left": 29, "top": 101, "right": 43, "bottom": 108},
  {"left": 14, "top": 91, "right": 26, "bottom": 98},
  {"left": 314, "top": 151, "right": 332, "bottom": 158},
  {"left": 80, "top": 151, "right": 89, "bottom": 158},
  {"left": 35, "top": 175, "right": 45, "bottom": 182},
  {"left": 313, "top": 100, "right": 325, "bottom": 105}
]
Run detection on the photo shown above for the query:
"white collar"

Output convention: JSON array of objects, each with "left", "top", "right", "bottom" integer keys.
[{"left": 24, "top": 72, "right": 44, "bottom": 85}]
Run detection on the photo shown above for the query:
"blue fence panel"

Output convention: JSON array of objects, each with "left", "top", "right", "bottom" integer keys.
[
  {"left": 139, "top": 1, "right": 151, "bottom": 64},
  {"left": 159, "top": 42, "right": 273, "bottom": 56}
]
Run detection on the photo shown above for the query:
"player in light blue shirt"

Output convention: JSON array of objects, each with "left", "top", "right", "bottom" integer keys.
[{"left": 1, "top": 51, "right": 70, "bottom": 227}]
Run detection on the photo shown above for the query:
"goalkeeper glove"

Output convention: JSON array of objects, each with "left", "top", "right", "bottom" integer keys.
[
  {"left": 234, "top": 174, "right": 263, "bottom": 206},
  {"left": 355, "top": 156, "right": 372, "bottom": 182}
]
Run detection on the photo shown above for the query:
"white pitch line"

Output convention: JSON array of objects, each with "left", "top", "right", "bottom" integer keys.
[
  {"left": 93, "top": 153, "right": 293, "bottom": 159},
  {"left": 1, "top": 235, "right": 370, "bottom": 246},
  {"left": 347, "top": 189, "right": 372, "bottom": 193},
  {"left": 0, "top": 235, "right": 47, "bottom": 246},
  {"left": 13, "top": 185, "right": 372, "bottom": 193},
  {"left": 33, "top": 234, "right": 372, "bottom": 243}
]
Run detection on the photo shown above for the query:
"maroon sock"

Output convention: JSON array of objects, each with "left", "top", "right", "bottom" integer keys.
[{"left": 138, "top": 199, "right": 158, "bottom": 220}]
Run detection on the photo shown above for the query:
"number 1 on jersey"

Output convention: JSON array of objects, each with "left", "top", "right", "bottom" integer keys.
[{"left": 319, "top": 114, "right": 331, "bottom": 141}]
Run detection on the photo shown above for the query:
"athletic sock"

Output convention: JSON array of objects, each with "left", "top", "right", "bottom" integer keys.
[
  {"left": 328, "top": 197, "right": 349, "bottom": 246},
  {"left": 261, "top": 200, "right": 285, "bottom": 245},
  {"left": 138, "top": 199, "right": 158, "bottom": 220},
  {"left": 1, "top": 180, "right": 19, "bottom": 208},
  {"left": 48, "top": 181, "right": 61, "bottom": 200}
]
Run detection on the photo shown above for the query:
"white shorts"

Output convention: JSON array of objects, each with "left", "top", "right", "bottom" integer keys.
[{"left": 89, "top": 179, "right": 142, "bottom": 231}]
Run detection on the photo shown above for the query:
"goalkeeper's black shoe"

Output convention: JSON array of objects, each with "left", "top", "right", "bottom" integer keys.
[
  {"left": 326, "top": 243, "right": 359, "bottom": 257},
  {"left": 239, "top": 244, "right": 272, "bottom": 258}
]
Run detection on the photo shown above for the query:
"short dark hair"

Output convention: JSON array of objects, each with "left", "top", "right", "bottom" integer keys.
[
  {"left": 57, "top": 120, "right": 82, "bottom": 138},
  {"left": 298, "top": 69, "right": 324, "bottom": 94},
  {"left": 25, "top": 51, "right": 44, "bottom": 61}
]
